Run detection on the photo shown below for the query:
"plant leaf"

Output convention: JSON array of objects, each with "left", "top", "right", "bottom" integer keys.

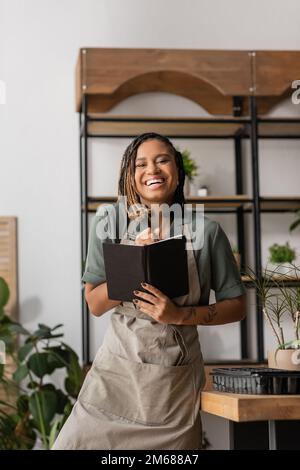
[
  {"left": 0, "top": 278, "right": 10, "bottom": 308},
  {"left": 7, "top": 322, "right": 30, "bottom": 335},
  {"left": 51, "top": 324, "right": 64, "bottom": 331},
  {"left": 64, "top": 355, "right": 84, "bottom": 398},
  {"left": 13, "top": 364, "right": 29, "bottom": 382},
  {"left": 48, "top": 419, "right": 60, "bottom": 449},
  {"left": 29, "top": 324, "right": 63, "bottom": 341},
  {"left": 53, "top": 389, "right": 69, "bottom": 415},
  {"left": 289, "top": 218, "right": 300, "bottom": 232},
  {"left": 280, "top": 339, "right": 300, "bottom": 349},
  {"left": 16, "top": 395, "right": 29, "bottom": 416},
  {"left": 29, "top": 390, "right": 57, "bottom": 435},
  {"left": 18, "top": 343, "right": 34, "bottom": 362},
  {"left": 27, "top": 352, "right": 57, "bottom": 378},
  {"left": 43, "top": 346, "right": 70, "bottom": 369}
]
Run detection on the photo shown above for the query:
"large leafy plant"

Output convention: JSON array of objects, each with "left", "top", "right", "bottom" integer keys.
[{"left": 0, "top": 277, "right": 84, "bottom": 449}]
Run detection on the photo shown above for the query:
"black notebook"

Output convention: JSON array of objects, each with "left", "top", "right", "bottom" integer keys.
[{"left": 102, "top": 235, "right": 189, "bottom": 302}]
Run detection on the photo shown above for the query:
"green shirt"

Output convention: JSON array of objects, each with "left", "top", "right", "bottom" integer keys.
[{"left": 81, "top": 202, "right": 246, "bottom": 305}]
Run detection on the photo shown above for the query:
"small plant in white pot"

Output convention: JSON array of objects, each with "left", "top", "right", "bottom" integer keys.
[
  {"left": 246, "top": 264, "right": 300, "bottom": 370},
  {"left": 268, "top": 242, "right": 296, "bottom": 277}
]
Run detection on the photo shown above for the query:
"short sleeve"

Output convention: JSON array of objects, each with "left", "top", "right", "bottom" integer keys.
[
  {"left": 211, "top": 222, "right": 246, "bottom": 302},
  {"left": 81, "top": 214, "right": 107, "bottom": 287}
]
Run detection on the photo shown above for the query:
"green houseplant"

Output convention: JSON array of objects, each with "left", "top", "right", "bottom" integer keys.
[
  {"left": 269, "top": 242, "right": 296, "bottom": 264},
  {"left": 0, "top": 277, "right": 84, "bottom": 449},
  {"left": 245, "top": 264, "right": 300, "bottom": 370},
  {"left": 176, "top": 147, "right": 198, "bottom": 197},
  {"left": 181, "top": 148, "right": 198, "bottom": 181},
  {"left": 268, "top": 242, "right": 296, "bottom": 276}
]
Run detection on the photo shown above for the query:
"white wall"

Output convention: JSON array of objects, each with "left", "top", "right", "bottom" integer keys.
[{"left": 1, "top": 0, "right": 300, "bottom": 450}]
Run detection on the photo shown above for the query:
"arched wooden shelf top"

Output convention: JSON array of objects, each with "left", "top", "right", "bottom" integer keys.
[
  {"left": 79, "top": 69, "right": 238, "bottom": 115},
  {"left": 75, "top": 48, "right": 300, "bottom": 116}
]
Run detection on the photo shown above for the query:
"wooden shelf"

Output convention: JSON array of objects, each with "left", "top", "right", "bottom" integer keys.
[
  {"left": 259, "top": 197, "right": 300, "bottom": 212},
  {"left": 239, "top": 196, "right": 300, "bottom": 212},
  {"left": 186, "top": 195, "right": 252, "bottom": 208},
  {"left": 76, "top": 48, "right": 300, "bottom": 115},
  {"left": 83, "top": 114, "right": 300, "bottom": 139},
  {"left": 86, "top": 115, "right": 247, "bottom": 138},
  {"left": 242, "top": 275, "right": 300, "bottom": 288},
  {"left": 84, "top": 196, "right": 300, "bottom": 213},
  {"left": 76, "top": 48, "right": 253, "bottom": 115},
  {"left": 85, "top": 195, "right": 252, "bottom": 212},
  {"left": 258, "top": 121, "right": 300, "bottom": 138}
]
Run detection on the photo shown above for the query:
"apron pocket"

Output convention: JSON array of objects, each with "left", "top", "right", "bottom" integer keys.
[
  {"left": 167, "top": 325, "right": 189, "bottom": 366},
  {"left": 78, "top": 349, "right": 197, "bottom": 427}
]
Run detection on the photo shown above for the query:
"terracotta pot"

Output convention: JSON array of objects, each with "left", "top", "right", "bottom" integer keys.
[{"left": 267, "top": 349, "right": 300, "bottom": 371}]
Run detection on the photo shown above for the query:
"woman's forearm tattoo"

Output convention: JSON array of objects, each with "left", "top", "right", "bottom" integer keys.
[
  {"left": 188, "top": 306, "right": 197, "bottom": 320},
  {"left": 181, "top": 306, "right": 197, "bottom": 324},
  {"left": 203, "top": 303, "right": 218, "bottom": 324}
]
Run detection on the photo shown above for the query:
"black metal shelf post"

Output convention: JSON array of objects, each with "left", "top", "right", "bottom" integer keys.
[
  {"left": 80, "top": 95, "right": 90, "bottom": 365},
  {"left": 250, "top": 96, "right": 264, "bottom": 361},
  {"left": 234, "top": 130, "right": 247, "bottom": 358}
]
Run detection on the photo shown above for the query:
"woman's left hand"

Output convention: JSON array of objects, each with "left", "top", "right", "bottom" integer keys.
[{"left": 133, "top": 282, "right": 180, "bottom": 324}]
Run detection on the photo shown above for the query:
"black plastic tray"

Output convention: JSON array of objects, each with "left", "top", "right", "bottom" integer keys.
[{"left": 210, "top": 367, "right": 300, "bottom": 394}]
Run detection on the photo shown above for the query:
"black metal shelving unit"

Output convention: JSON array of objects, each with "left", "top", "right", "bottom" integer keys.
[{"left": 79, "top": 94, "right": 300, "bottom": 365}]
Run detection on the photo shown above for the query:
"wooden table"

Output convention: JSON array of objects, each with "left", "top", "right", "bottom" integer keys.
[{"left": 201, "top": 390, "right": 300, "bottom": 449}]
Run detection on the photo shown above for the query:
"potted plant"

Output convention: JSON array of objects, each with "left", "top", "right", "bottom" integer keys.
[
  {"left": 268, "top": 242, "right": 296, "bottom": 276},
  {"left": 245, "top": 264, "right": 300, "bottom": 370},
  {"left": 176, "top": 147, "right": 198, "bottom": 197},
  {"left": 0, "top": 276, "right": 84, "bottom": 449}
]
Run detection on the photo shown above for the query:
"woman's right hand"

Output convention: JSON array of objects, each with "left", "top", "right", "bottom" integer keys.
[{"left": 135, "top": 227, "right": 160, "bottom": 245}]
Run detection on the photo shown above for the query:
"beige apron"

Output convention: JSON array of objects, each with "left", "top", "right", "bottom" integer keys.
[{"left": 52, "top": 223, "right": 205, "bottom": 450}]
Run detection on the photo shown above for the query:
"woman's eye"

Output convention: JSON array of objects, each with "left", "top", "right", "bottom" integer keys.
[{"left": 135, "top": 159, "right": 169, "bottom": 168}]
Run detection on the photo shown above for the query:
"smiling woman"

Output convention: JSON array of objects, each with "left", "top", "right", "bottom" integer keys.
[
  {"left": 117, "top": 132, "right": 186, "bottom": 223},
  {"left": 52, "top": 132, "right": 246, "bottom": 451}
]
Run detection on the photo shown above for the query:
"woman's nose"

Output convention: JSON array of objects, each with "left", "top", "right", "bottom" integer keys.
[{"left": 146, "top": 162, "right": 160, "bottom": 174}]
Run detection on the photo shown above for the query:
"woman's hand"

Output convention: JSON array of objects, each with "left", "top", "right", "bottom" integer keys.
[
  {"left": 135, "top": 227, "right": 160, "bottom": 245},
  {"left": 133, "top": 282, "right": 181, "bottom": 324}
]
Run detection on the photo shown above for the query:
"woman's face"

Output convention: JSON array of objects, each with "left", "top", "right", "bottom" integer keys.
[{"left": 134, "top": 139, "right": 179, "bottom": 207}]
